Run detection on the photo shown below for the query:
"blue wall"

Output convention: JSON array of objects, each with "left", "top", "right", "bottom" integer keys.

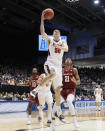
[{"left": 71, "top": 28, "right": 103, "bottom": 60}]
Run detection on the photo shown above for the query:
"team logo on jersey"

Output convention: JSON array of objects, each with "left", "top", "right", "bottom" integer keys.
[{"left": 63, "top": 73, "right": 72, "bottom": 76}]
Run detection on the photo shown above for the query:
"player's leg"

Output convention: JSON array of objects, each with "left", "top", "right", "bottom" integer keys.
[
  {"left": 27, "top": 98, "right": 33, "bottom": 124},
  {"left": 50, "top": 86, "right": 56, "bottom": 118},
  {"left": 34, "top": 95, "right": 42, "bottom": 122},
  {"left": 38, "top": 92, "right": 46, "bottom": 122},
  {"left": 53, "top": 69, "right": 65, "bottom": 117},
  {"left": 54, "top": 86, "right": 65, "bottom": 120},
  {"left": 44, "top": 64, "right": 65, "bottom": 122},
  {"left": 96, "top": 102, "right": 98, "bottom": 111},
  {"left": 98, "top": 96, "right": 101, "bottom": 111},
  {"left": 28, "top": 101, "right": 33, "bottom": 115},
  {"left": 53, "top": 68, "right": 66, "bottom": 122},
  {"left": 28, "top": 95, "right": 40, "bottom": 124},
  {"left": 45, "top": 91, "right": 56, "bottom": 131},
  {"left": 98, "top": 103, "right": 101, "bottom": 111},
  {"left": 54, "top": 86, "right": 61, "bottom": 115},
  {"left": 67, "top": 94, "right": 79, "bottom": 128},
  {"left": 45, "top": 91, "right": 53, "bottom": 123},
  {"left": 96, "top": 97, "right": 98, "bottom": 111}
]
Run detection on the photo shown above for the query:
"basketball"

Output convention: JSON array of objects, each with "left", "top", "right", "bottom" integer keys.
[{"left": 43, "top": 8, "right": 54, "bottom": 20}]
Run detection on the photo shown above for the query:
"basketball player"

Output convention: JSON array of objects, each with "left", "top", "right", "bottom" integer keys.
[
  {"left": 94, "top": 82, "right": 103, "bottom": 111},
  {"left": 40, "top": 10, "right": 68, "bottom": 122},
  {"left": 61, "top": 58, "right": 80, "bottom": 128},
  {"left": 30, "top": 68, "right": 56, "bottom": 123},
  {"left": 28, "top": 68, "right": 40, "bottom": 124},
  {"left": 37, "top": 73, "right": 54, "bottom": 124}
]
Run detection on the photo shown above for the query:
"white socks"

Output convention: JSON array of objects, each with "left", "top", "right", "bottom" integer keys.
[{"left": 47, "top": 104, "right": 52, "bottom": 121}]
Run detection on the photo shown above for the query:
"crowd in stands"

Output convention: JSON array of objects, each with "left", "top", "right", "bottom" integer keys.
[
  {"left": 0, "top": 92, "right": 29, "bottom": 101},
  {"left": 0, "top": 64, "right": 105, "bottom": 101},
  {"left": 77, "top": 67, "right": 105, "bottom": 91},
  {"left": 0, "top": 64, "right": 31, "bottom": 86},
  {"left": 75, "top": 94, "right": 95, "bottom": 100}
]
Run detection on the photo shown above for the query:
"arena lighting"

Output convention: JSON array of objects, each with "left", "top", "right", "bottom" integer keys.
[{"left": 94, "top": 0, "right": 100, "bottom": 4}]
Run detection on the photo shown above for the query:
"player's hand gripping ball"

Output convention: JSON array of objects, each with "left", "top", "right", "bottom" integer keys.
[{"left": 42, "top": 8, "right": 54, "bottom": 20}]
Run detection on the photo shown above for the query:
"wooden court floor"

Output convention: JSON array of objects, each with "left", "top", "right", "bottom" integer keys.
[{"left": 0, "top": 108, "right": 105, "bottom": 131}]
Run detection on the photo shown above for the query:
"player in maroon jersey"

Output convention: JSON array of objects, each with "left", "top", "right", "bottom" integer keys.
[
  {"left": 61, "top": 58, "right": 80, "bottom": 128},
  {"left": 27, "top": 68, "right": 40, "bottom": 124}
]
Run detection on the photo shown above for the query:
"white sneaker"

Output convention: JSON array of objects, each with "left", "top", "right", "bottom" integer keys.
[
  {"left": 50, "top": 122, "right": 55, "bottom": 131},
  {"left": 50, "top": 126, "right": 55, "bottom": 131},
  {"left": 74, "top": 122, "right": 80, "bottom": 128},
  {"left": 27, "top": 119, "right": 32, "bottom": 125}
]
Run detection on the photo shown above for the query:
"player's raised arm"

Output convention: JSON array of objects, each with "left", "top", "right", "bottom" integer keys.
[{"left": 40, "top": 11, "right": 50, "bottom": 45}]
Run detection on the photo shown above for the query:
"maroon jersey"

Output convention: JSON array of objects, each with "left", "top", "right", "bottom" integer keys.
[
  {"left": 30, "top": 75, "right": 39, "bottom": 91},
  {"left": 62, "top": 67, "right": 76, "bottom": 89},
  {"left": 61, "top": 67, "right": 76, "bottom": 100}
]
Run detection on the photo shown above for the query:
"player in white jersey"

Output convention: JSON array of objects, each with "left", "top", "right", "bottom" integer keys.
[
  {"left": 40, "top": 10, "right": 68, "bottom": 122},
  {"left": 30, "top": 68, "right": 56, "bottom": 124},
  {"left": 94, "top": 82, "right": 103, "bottom": 111},
  {"left": 38, "top": 74, "right": 53, "bottom": 124}
]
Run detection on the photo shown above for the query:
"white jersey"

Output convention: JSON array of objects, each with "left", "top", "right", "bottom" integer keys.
[
  {"left": 46, "top": 38, "right": 64, "bottom": 66},
  {"left": 95, "top": 88, "right": 102, "bottom": 96}
]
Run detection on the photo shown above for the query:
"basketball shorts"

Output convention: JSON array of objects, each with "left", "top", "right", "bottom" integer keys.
[
  {"left": 44, "top": 61, "right": 62, "bottom": 88},
  {"left": 38, "top": 91, "right": 53, "bottom": 107},
  {"left": 96, "top": 95, "right": 101, "bottom": 102},
  {"left": 61, "top": 88, "right": 75, "bottom": 101}
]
